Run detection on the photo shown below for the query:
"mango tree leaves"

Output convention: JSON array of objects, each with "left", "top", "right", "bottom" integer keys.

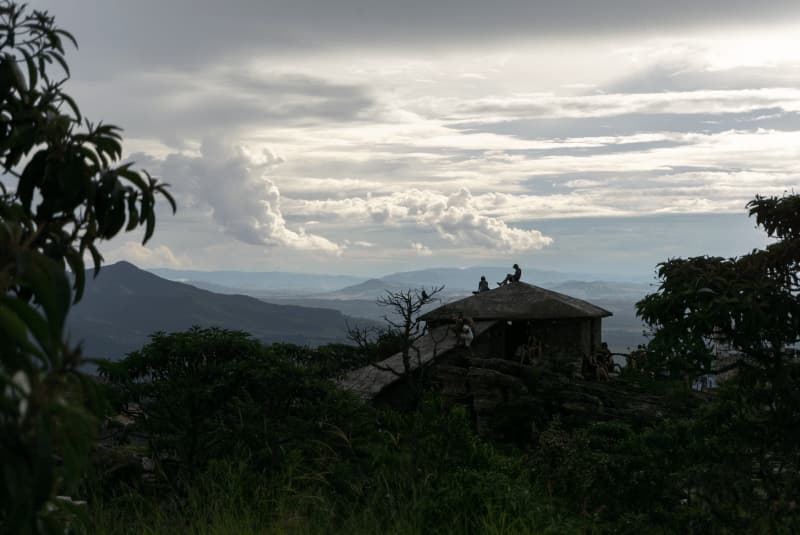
[{"left": 0, "top": 2, "right": 174, "bottom": 532}]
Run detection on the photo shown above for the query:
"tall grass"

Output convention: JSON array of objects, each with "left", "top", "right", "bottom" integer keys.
[{"left": 85, "top": 451, "right": 586, "bottom": 535}]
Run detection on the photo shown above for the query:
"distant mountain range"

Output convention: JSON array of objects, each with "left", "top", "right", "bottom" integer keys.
[
  {"left": 67, "top": 262, "right": 375, "bottom": 361},
  {"left": 65, "top": 262, "right": 654, "bottom": 363},
  {"left": 248, "top": 277, "right": 652, "bottom": 354},
  {"left": 264, "top": 279, "right": 653, "bottom": 354},
  {"left": 149, "top": 268, "right": 363, "bottom": 295},
  {"left": 151, "top": 265, "right": 652, "bottom": 298},
  {"left": 148, "top": 265, "right": 656, "bottom": 353}
]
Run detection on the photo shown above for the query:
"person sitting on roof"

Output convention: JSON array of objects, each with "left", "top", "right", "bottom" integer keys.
[
  {"left": 497, "top": 263, "right": 522, "bottom": 286},
  {"left": 473, "top": 275, "right": 490, "bottom": 294}
]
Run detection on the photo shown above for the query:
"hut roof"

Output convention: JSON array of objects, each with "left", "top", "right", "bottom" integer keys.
[
  {"left": 339, "top": 320, "right": 498, "bottom": 399},
  {"left": 420, "top": 281, "right": 612, "bottom": 321}
]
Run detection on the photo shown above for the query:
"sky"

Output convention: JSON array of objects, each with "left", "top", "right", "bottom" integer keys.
[{"left": 31, "top": 1, "right": 800, "bottom": 278}]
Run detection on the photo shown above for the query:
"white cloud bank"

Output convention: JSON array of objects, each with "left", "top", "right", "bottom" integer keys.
[
  {"left": 292, "top": 188, "right": 553, "bottom": 252},
  {"left": 419, "top": 88, "right": 800, "bottom": 122},
  {"left": 134, "top": 140, "right": 555, "bottom": 255},
  {"left": 52, "top": 3, "right": 800, "bottom": 272}
]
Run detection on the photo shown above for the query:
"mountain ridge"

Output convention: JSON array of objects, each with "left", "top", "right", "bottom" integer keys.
[
  {"left": 68, "top": 261, "right": 375, "bottom": 361},
  {"left": 149, "top": 265, "right": 651, "bottom": 297}
]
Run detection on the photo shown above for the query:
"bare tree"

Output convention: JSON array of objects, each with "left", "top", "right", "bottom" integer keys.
[
  {"left": 347, "top": 285, "right": 446, "bottom": 390},
  {"left": 377, "top": 285, "right": 445, "bottom": 380}
]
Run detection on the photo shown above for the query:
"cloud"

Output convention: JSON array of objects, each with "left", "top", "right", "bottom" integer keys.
[
  {"left": 105, "top": 241, "right": 187, "bottom": 269},
  {"left": 422, "top": 88, "right": 800, "bottom": 122},
  {"left": 74, "top": 69, "right": 376, "bottom": 144},
  {"left": 422, "top": 188, "right": 553, "bottom": 251},
  {"left": 344, "top": 239, "right": 375, "bottom": 248},
  {"left": 39, "top": 1, "right": 800, "bottom": 76},
  {"left": 291, "top": 188, "right": 553, "bottom": 252},
  {"left": 275, "top": 177, "right": 387, "bottom": 198},
  {"left": 411, "top": 242, "right": 433, "bottom": 256},
  {"left": 143, "top": 140, "right": 342, "bottom": 253}
]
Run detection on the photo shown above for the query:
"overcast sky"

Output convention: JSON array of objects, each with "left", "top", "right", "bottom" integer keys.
[{"left": 33, "top": 1, "right": 800, "bottom": 278}]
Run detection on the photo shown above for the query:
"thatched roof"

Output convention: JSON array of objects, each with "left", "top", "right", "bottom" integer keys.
[
  {"left": 339, "top": 320, "right": 498, "bottom": 399},
  {"left": 420, "top": 281, "right": 612, "bottom": 321}
]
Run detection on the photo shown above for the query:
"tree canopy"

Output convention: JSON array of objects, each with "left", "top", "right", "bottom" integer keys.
[
  {"left": 636, "top": 193, "right": 800, "bottom": 379},
  {"left": 0, "top": 2, "right": 173, "bottom": 532}
]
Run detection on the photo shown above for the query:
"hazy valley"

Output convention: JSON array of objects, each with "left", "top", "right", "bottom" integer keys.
[{"left": 67, "top": 262, "right": 651, "bottom": 362}]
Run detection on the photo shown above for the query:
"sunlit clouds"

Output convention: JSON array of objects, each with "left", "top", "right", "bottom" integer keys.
[{"left": 37, "top": 1, "right": 800, "bottom": 273}]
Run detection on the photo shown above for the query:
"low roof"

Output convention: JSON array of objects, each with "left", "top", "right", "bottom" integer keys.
[
  {"left": 420, "top": 281, "right": 612, "bottom": 321},
  {"left": 338, "top": 320, "right": 498, "bottom": 399}
]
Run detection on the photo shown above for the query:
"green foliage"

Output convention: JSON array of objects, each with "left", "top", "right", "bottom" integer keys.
[
  {"left": 100, "top": 327, "right": 364, "bottom": 481},
  {"left": 90, "top": 325, "right": 583, "bottom": 532},
  {"left": 86, "top": 453, "right": 583, "bottom": 535},
  {"left": 79, "top": 197, "right": 800, "bottom": 532},
  {"left": 636, "top": 193, "right": 800, "bottom": 378},
  {"left": 267, "top": 341, "right": 372, "bottom": 377},
  {"left": 0, "top": 2, "right": 173, "bottom": 532},
  {"left": 533, "top": 382, "right": 800, "bottom": 533},
  {"left": 88, "top": 385, "right": 585, "bottom": 534},
  {"left": 623, "top": 193, "right": 800, "bottom": 532}
]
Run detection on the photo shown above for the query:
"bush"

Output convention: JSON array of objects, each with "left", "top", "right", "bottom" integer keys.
[{"left": 100, "top": 327, "right": 369, "bottom": 482}]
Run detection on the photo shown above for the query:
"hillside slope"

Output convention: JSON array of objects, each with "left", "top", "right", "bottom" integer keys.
[{"left": 67, "top": 262, "right": 369, "bottom": 360}]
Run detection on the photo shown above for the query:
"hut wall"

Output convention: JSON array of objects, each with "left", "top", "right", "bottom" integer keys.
[
  {"left": 470, "top": 322, "right": 501, "bottom": 357},
  {"left": 591, "top": 318, "right": 602, "bottom": 352},
  {"left": 429, "top": 315, "right": 604, "bottom": 368},
  {"left": 525, "top": 318, "right": 593, "bottom": 363}
]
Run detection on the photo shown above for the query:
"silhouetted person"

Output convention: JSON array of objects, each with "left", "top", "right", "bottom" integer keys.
[
  {"left": 460, "top": 321, "right": 474, "bottom": 348},
  {"left": 456, "top": 314, "right": 475, "bottom": 348},
  {"left": 452, "top": 313, "right": 464, "bottom": 338},
  {"left": 497, "top": 264, "right": 522, "bottom": 286},
  {"left": 473, "top": 275, "right": 490, "bottom": 294}
]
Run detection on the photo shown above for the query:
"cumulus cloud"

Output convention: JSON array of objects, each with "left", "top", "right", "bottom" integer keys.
[
  {"left": 35, "top": 1, "right": 800, "bottom": 275},
  {"left": 291, "top": 188, "right": 553, "bottom": 252},
  {"left": 151, "top": 140, "right": 342, "bottom": 253},
  {"left": 421, "top": 188, "right": 551, "bottom": 251}
]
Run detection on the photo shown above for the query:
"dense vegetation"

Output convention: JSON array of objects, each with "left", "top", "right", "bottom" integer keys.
[
  {"left": 2, "top": 2, "right": 798, "bottom": 533},
  {"left": 84, "top": 193, "right": 799, "bottom": 534},
  {"left": 0, "top": 2, "right": 173, "bottom": 533},
  {"left": 85, "top": 307, "right": 798, "bottom": 534},
  {"left": 92, "top": 329, "right": 583, "bottom": 534}
]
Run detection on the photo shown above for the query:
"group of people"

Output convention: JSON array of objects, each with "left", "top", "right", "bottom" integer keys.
[
  {"left": 458, "top": 263, "right": 522, "bottom": 346},
  {"left": 473, "top": 263, "right": 521, "bottom": 294}
]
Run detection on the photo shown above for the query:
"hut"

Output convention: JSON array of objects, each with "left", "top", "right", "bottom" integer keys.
[
  {"left": 339, "top": 281, "right": 612, "bottom": 403},
  {"left": 420, "top": 281, "right": 612, "bottom": 366}
]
